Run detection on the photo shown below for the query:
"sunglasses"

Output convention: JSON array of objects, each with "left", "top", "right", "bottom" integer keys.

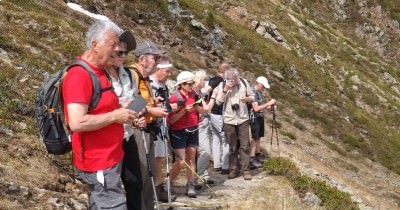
[
  {"left": 116, "top": 50, "right": 129, "bottom": 57},
  {"left": 183, "top": 82, "right": 194, "bottom": 87}
]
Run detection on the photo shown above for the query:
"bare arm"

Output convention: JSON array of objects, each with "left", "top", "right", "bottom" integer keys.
[
  {"left": 252, "top": 99, "right": 276, "bottom": 112},
  {"left": 67, "top": 103, "right": 137, "bottom": 132},
  {"left": 169, "top": 105, "right": 190, "bottom": 124}
]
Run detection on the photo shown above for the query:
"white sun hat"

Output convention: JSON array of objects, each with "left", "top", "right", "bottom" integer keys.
[
  {"left": 175, "top": 71, "right": 194, "bottom": 87},
  {"left": 256, "top": 76, "right": 270, "bottom": 89}
]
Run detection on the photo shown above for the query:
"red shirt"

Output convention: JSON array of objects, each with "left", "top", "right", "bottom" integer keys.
[
  {"left": 168, "top": 89, "right": 199, "bottom": 130},
  {"left": 62, "top": 59, "right": 124, "bottom": 172}
]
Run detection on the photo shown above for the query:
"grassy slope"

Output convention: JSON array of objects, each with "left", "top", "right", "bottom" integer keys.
[{"left": 177, "top": 0, "right": 400, "bottom": 174}]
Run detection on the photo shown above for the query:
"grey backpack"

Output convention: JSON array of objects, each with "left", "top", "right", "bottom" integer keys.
[{"left": 35, "top": 60, "right": 105, "bottom": 155}]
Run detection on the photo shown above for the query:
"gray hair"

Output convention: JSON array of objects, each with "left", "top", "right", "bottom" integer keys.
[
  {"left": 194, "top": 69, "right": 207, "bottom": 83},
  {"left": 224, "top": 67, "right": 239, "bottom": 79},
  {"left": 86, "top": 20, "right": 122, "bottom": 50}
]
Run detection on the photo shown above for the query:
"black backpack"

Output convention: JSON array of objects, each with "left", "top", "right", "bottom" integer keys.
[{"left": 35, "top": 60, "right": 104, "bottom": 155}]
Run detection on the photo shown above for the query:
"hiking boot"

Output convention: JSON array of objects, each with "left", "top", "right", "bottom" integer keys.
[
  {"left": 243, "top": 171, "right": 252, "bottom": 180},
  {"left": 256, "top": 153, "right": 267, "bottom": 163},
  {"left": 156, "top": 184, "right": 177, "bottom": 202},
  {"left": 186, "top": 181, "right": 197, "bottom": 198},
  {"left": 249, "top": 157, "right": 262, "bottom": 170},
  {"left": 205, "top": 177, "right": 215, "bottom": 185},
  {"left": 213, "top": 167, "right": 222, "bottom": 172},
  {"left": 221, "top": 169, "right": 229, "bottom": 174},
  {"left": 227, "top": 170, "right": 238, "bottom": 179},
  {"left": 193, "top": 179, "right": 202, "bottom": 190}
]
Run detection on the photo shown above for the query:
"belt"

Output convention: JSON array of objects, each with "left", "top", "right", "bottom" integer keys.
[{"left": 171, "top": 126, "right": 198, "bottom": 133}]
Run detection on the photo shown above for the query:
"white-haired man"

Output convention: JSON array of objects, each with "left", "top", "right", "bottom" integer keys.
[
  {"left": 215, "top": 67, "right": 255, "bottom": 180},
  {"left": 63, "top": 20, "right": 137, "bottom": 210}
]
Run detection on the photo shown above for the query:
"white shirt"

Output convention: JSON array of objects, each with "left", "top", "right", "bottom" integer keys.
[{"left": 109, "top": 66, "right": 138, "bottom": 139}]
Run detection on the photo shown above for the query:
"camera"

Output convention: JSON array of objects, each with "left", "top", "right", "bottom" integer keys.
[
  {"left": 231, "top": 103, "right": 240, "bottom": 111},
  {"left": 154, "top": 87, "right": 172, "bottom": 113}
]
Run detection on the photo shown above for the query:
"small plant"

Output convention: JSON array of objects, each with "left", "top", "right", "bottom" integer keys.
[
  {"left": 206, "top": 11, "right": 215, "bottom": 28},
  {"left": 281, "top": 130, "right": 297, "bottom": 140},
  {"left": 263, "top": 157, "right": 300, "bottom": 178},
  {"left": 264, "top": 158, "right": 359, "bottom": 210}
]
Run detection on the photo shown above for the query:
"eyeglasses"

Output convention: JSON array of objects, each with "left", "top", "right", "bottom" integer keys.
[{"left": 116, "top": 50, "right": 129, "bottom": 57}]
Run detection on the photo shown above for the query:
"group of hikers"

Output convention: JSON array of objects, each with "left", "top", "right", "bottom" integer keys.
[{"left": 61, "top": 19, "right": 276, "bottom": 210}]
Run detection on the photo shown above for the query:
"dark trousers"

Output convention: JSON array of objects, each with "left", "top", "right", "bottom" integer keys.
[
  {"left": 224, "top": 121, "right": 251, "bottom": 173},
  {"left": 121, "top": 129, "right": 154, "bottom": 210}
]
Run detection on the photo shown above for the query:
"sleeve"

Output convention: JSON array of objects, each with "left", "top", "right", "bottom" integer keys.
[
  {"left": 252, "top": 90, "right": 260, "bottom": 106},
  {"left": 215, "top": 83, "right": 225, "bottom": 105},
  {"left": 208, "top": 77, "right": 222, "bottom": 89},
  {"left": 169, "top": 94, "right": 178, "bottom": 104},
  {"left": 62, "top": 67, "right": 93, "bottom": 106},
  {"left": 246, "top": 81, "right": 255, "bottom": 100}
]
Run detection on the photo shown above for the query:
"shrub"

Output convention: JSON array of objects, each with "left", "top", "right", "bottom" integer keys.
[{"left": 263, "top": 157, "right": 300, "bottom": 178}]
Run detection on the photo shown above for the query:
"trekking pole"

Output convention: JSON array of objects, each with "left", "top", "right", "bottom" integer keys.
[
  {"left": 165, "top": 136, "right": 229, "bottom": 209},
  {"left": 141, "top": 128, "right": 160, "bottom": 210},
  {"left": 270, "top": 105, "right": 280, "bottom": 157},
  {"left": 166, "top": 142, "right": 218, "bottom": 198},
  {"left": 160, "top": 104, "right": 172, "bottom": 208}
]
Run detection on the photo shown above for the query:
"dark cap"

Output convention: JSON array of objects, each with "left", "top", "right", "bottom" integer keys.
[
  {"left": 119, "top": 31, "right": 136, "bottom": 52},
  {"left": 134, "top": 41, "right": 165, "bottom": 57}
]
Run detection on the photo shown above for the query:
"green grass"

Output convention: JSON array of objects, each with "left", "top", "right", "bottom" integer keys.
[{"left": 264, "top": 158, "right": 359, "bottom": 210}]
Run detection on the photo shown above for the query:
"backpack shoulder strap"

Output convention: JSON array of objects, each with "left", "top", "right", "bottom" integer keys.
[
  {"left": 131, "top": 66, "right": 144, "bottom": 95},
  {"left": 239, "top": 77, "right": 249, "bottom": 96},
  {"left": 174, "top": 90, "right": 185, "bottom": 107},
  {"left": 123, "top": 67, "right": 134, "bottom": 89},
  {"left": 68, "top": 60, "right": 105, "bottom": 110}
]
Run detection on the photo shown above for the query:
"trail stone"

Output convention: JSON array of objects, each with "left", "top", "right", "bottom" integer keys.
[
  {"left": 70, "top": 198, "right": 85, "bottom": 210},
  {"left": 303, "top": 192, "right": 321, "bottom": 206}
]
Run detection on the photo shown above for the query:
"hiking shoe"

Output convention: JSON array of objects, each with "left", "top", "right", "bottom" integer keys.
[
  {"left": 156, "top": 184, "right": 177, "bottom": 202},
  {"left": 193, "top": 179, "right": 202, "bottom": 190},
  {"left": 205, "top": 177, "right": 215, "bottom": 185},
  {"left": 221, "top": 169, "right": 229, "bottom": 174},
  {"left": 243, "top": 171, "right": 252, "bottom": 180},
  {"left": 249, "top": 158, "right": 262, "bottom": 170},
  {"left": 186, "top": 181, "right": 197, "bottom": 198},
  {"left": 213, "top": 167, "right": 222, "bottom": 172},
  {"left": 227, "top": 170, "right": 238, "bottom": 179},
  {"left": 256, "top": 153, "right": 267, "bottom": 163}
]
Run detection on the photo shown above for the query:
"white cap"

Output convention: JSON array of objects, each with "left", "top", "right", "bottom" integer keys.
[
  {"left": 256, "top": 76, "right": 270, "bottom": 89},
  {"left": 175, "top": 71, "right": 194, "bottom": 87}
]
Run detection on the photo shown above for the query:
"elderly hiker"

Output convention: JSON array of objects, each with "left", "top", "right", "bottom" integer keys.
[
  {"left": 249, "top": 76, "right": 276, "bottom": 169},
  {"left": 215, "top": 67, "right": 255, "bottom": 180},
  {"left": 168, "top": 71, "right": 207, "bottom": 198},
  {"left": 62, "top": 20, "right": 137, "bottom": 210}
]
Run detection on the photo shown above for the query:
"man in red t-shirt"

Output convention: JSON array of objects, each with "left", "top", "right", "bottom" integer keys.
[{"left": 62, "top": 20, "right": 137, "bottom": 210}]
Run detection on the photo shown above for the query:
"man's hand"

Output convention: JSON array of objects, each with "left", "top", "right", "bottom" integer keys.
[
  {"left": 170, "top": 103, "right": 179, "bottom": 112},
  {"left": 148, "top": 106, "right": 168, "bottom": 117},
  {"left": 134, "top": 116, "right": 147, "bottom": 128},
  {"left": 154, "top": 96, "right": 165, "bottom": 104},
  {"left": 240, "top": 96, "right": 253, "bottom": 103},
  {"left": 185, "top": 104, "right": 194, "bottom": 112},
  {"left": 223, "top": 80, "right": 234, "bottom": 93},
  {"left": 113, "top": 108, "right": 138, "bottom": 124}
]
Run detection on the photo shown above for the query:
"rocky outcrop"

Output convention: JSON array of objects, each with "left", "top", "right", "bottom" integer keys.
[
  {"left": 251, "top": 20, "right": 291, "bottom": 50},
  {"left": 167, "top": 0, "right": 227, "bottom": 57}
]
